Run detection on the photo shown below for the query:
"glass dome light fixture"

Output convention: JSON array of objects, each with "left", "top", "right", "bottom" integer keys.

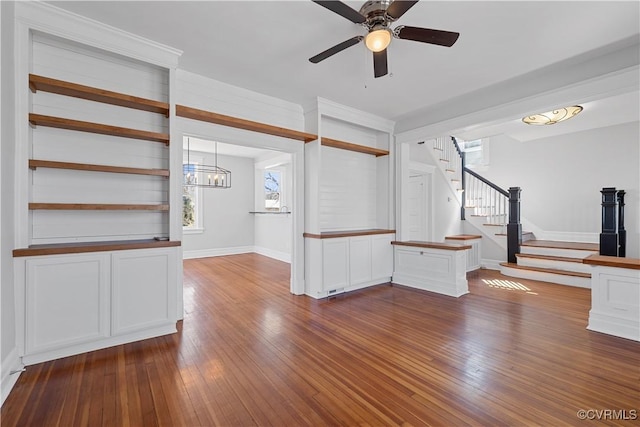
[
  {"left": 365, "top": 27, "right": 392, "bottom": 52},
  {"left": 522, "top": 105, "right": 583, "bottom": 125}
]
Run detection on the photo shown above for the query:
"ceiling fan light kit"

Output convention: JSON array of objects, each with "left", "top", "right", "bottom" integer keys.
[
  {"left": 309, "top": 0, "right": 460, "bottom": 78},
  {"left": 365, "top": 28, "right": 392, "bottom": 52},
  {"left": 522, "top": 106, "right": 583, "bottom": 125}
]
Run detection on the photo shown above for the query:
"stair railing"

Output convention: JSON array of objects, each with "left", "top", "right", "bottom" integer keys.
[
  {"left": 449, "top": 137, "right": 522, "bottom": 262},
  {"left": 600, "top": 187, "right": 626, "bottom": 257}
]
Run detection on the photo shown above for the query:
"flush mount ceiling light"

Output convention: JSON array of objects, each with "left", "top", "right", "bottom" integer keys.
[{"left": 522, "top": 105, "right": 583, "bottom": 125}]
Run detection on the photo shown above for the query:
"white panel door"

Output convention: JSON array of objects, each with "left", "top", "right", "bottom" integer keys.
[
  {"left": 349, "top": 236, "right": 372, "bottom": 285},
  {"left": 111, "top": 249, "right": 177, "bottom": 336},
  {"left": 322, "top": 238, "right": 349, "bottom": 291},
  {"left": 372, "top": 234, "right": 394, "bottom": 280},
  {"left": 408, "top": 175, "right": 426, "bottom": 241},
  {"left": 25, "top": 254, "right": 110, "bottom": 354}
]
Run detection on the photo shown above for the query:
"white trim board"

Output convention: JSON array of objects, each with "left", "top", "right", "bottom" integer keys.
[
  {"left": 182, "top": 246, "right": 254, "bottom": 260},
  {"left": 1, "top": 347, "right": 23, "bottom": 406}
]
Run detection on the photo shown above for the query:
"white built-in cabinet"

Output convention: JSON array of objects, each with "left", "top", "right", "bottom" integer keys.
[
  {"left": 12, "top": 14, "right": 182, "bottom": 366},
  {"left": 22, "top": 248, "right": 177, "bottom": 365},
  {"left": 303, "top": 99, "right": 396, "bottom": 298},
  {"left": 306, "top": 232, "right": 395, "bottom": 298}
]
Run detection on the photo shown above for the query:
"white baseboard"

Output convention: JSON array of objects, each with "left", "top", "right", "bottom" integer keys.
[
  {"left": 1, "top": 347, "right": 23, "bottom": 406},
  {"left": 481, "top": 259, "right": 503, "bottom": 270},
  {"left": 253, "top": 246, "right": 291, "bottom": 263},
  {"left": 183, "top": 246, "right": 254, "bottom": 259}
]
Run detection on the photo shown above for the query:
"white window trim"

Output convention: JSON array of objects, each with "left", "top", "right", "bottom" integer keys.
[{"left": 183, "top": 152, "right": 205, "bottom": 232}]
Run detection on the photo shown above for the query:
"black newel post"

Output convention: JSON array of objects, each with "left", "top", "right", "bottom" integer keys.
[
  {"left": 617, "top": 190, "right": 626, "bottom": 257},
  {"left": 600, "top": 187, "right": 619, "bottom": 256},
  {"left": 507, "top": 187, "right": 522, "bottom": 264},
  {"left": 460, "top": 151, "right": 466, "bottom": 221}
]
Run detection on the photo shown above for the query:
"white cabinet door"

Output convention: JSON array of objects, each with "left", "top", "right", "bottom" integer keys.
[
  {"left": 25, "top": 254, "right": 110, "bottom": 354},
  {"left": 111, "top": 249, "right": 177, "bottom": 336},
  {"left": 322, "top": 238, "right": 349, "bottom": 291},
  {"left": 372, "top": 234, "right": 394, "bottom": 280},
  {"left": 349, "top": 236, "right": 372, "bottom": 285}
]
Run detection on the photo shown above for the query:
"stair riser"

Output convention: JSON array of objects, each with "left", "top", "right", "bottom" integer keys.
[
  {"left": 516, "top": 257, "right": 592, "bottom": 274},
  {"left": 500, "top": 265, "right": 591, "bottom": 288},
  {"left": 520, "top": 246, "right": 598, "bottom": 259}
]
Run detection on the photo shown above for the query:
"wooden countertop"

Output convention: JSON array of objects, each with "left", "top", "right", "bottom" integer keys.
[
  {"left": 303, "top": 229, "right": 396, "bottom": 239},
  {"left": 13, "top": 239, "right": 181, "bottom": 257},
  {"left": 391, "top": 241, "right": 472, "bottom": 251},
  {"left": 445, "top": 234, "right": 482, "bottom": 241},
  {"left": 583, "top": 254, "right": 640, "bottom": 270}
]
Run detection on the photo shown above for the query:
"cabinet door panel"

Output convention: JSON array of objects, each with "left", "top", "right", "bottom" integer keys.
[
  {"left": 322, "top": 239, "right": 349, "bottom": 291},
  {"left": 372, "top": 234, "right": 394, "bottom": 279},
  {"left": 111, "top": 249, "right": 177, "bottom": 335},
  {"left": 349, "top": 236, "right": 372, "bottom": 285},
  {"left": 26, "top": 254, "right": 110, "bottom": 354}
]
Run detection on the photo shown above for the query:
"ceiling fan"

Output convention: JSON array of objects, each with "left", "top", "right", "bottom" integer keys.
[{"left": 309, "top": 0, "right": 460, "bottom": 78}]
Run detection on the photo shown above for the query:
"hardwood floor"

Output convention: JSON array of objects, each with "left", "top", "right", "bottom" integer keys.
[{"left": 2, "top": 253, "right": 639, "bottom": 426}]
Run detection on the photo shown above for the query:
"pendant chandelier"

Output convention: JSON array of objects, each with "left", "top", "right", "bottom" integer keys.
[{"left": 184, "top": 138, "right": 231, "bottom": 189}]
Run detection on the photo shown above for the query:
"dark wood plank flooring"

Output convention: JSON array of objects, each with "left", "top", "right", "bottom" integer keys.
[{"left": 2, "top": 253, "right": 639, "bottom": 426}]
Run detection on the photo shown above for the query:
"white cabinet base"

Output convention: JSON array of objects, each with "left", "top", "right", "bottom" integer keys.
[
  {"left": 587, "top": 266, "right": 640, "bottom": 342},
  {"left": 305, "top": 232, "right": 395, "bottom": 299},
  {"left": 17, "top": 247, "right": 179, "bottom": 366},
  {"left": 392, "top": 244, "right": 469, "bottom": 297}
]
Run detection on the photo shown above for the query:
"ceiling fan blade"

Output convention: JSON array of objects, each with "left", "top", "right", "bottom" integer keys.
[
  {"left": 395, "top": 25, "right": 460, "bottom": 47},
  {"left": 309, "top": 36, "right": 363, "bottom": 63},
  {"left": 386, "top": 1, "right": 419, "bottom": 20},
  {"left": 373, "top": 50, "right": 388, "bottom": 78},
  {"left": 312, "top": 1, "right": 366, "bottom": 24}
]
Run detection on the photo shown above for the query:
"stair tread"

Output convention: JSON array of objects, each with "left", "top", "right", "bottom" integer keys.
[
  {"left": 445, "top": 169, "right": 455, "bottom": 173},
  {"left": 522, "top": 240, "right": 599, "bottom": 251},
  {"left": 483, "top": 223, "right": 506, "bottom": 227},
  {"left": 500, "top": 262, "right": 591, "bottom": 278},
  {"left": 516, "top": 253, "right": 585, "bottom": 263},
  {"left": 495, "top": 231, "right": 533, "bottom": 236}
]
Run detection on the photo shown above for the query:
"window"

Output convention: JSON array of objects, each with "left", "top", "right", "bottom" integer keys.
[
  {"left": 461, "top": 138, "right": 490, "bottom": 169},
  {"left": 264, "top": 170, "right": 281, "bottom": 211},
  {"left": 183, "top": 154, "right": 204, "bottom": 232}
]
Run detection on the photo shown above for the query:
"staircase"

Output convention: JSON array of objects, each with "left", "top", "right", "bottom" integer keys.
[
  {"left": 499, "top": 240, "right": 599, "bottom": 288},
  {"left": 433, "top": 136, "right": 600, "bottom": 288}
]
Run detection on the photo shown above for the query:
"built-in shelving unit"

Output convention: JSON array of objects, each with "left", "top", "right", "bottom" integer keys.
[
  {"left": 21, "top": 72, "right": 173, "bottom": 251},
  {"left": 176, "top": 104, "right": 317, "bottom": 142},
  {"left": 29, "top": 160, "right": 170, "bottom": 177},
  {"left": 29, "top": 113, "right": 170, "bottom": 144},
  {"left": 29, "top": 74, "right": 170, "bottom": 116}
]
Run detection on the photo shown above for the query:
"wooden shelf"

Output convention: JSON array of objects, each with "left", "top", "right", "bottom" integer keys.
[
  {"left": 320, "top": 137, "right": 389, "bottom": 157},
  {"left": 29, "top": 114, "right": 170, "bottom": 145},
  {"left": 304, "top": 229, "right": 395, "bottom": 239},
  {"left": 176, "top": 105, "right": 317, "bottom": 142},
  {"left": 29, "top": 74, "right": 170, "bottom": 116},
  {"left": 29, "top": 203, "right": 169, "bottom": 211},
  {"left": 13, "top": 239, "right": 181, "bottom": 257},
  {"left": 29, "top": 159, "right": 169, "bottom": 177}
]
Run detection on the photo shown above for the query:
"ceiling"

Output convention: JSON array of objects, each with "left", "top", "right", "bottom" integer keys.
[{"left": 50, "top": 1, "right": 640, "bottom": 141}]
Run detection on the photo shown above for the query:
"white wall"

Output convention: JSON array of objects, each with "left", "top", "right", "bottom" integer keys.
[
  {"left": 483, "top": 122, "right": 640, "bottom": 257},
  {"left": 1, "top": 0, "right": 20, "bottom": 404},
  {"left": 182, "top": 152, "right": 255, "bottom": 257},
  {"left": 254, "top": 157, "right": 293, "bottom": 263}
]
